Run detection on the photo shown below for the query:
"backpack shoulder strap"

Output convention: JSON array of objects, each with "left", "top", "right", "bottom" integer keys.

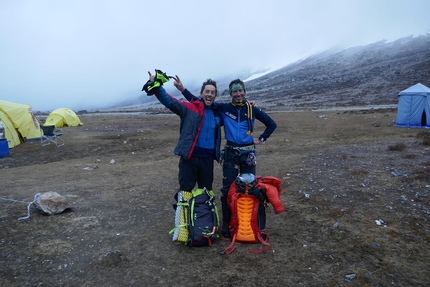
[
  {"left": 220, "top": 233, "right": 237, "bottom": 255},
  {"left": 248, "top": 232, "right": 272, "bottom": 254}
]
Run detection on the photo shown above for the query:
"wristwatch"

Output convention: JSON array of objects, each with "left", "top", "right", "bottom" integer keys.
[{"left": 258, "top": 136, "right": 265, "bottom": 143}]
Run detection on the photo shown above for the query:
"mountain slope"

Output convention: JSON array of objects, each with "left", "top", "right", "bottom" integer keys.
[
  {"left": 113, "top": 34, "right": 430, "bottom": 112},
  {"left": 218, "top": 34, "right": 430, "bottom": 109}
]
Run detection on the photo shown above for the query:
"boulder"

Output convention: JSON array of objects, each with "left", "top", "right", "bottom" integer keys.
[{"left": 33, "top": 191, "right": 72, "bottom": 215}]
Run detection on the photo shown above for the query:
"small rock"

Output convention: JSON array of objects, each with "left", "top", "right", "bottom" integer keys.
[
  {"left": 391, "top": 171, "right": 403, "bottom": 177},
  {"left": 375, "top": 219, "right": 387, "bottom": 226},
  {"left": 345, "top": 273, "right": 356, "bottom": 281},
  {"left": 82, "top": 165, "right": 98, "bottom": 171}
]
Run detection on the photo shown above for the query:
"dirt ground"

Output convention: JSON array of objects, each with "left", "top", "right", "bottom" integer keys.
[{"left": 1, "top": 108, "right": 430, "bottom": 287}]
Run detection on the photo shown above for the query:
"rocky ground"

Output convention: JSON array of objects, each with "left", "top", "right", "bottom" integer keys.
[{"left": 1, "top": 107, "right": 430, "bottom": 286}]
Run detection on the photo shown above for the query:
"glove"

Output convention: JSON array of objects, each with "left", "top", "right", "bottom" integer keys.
[
  {"left": 154, "top": 69, "right": 172, "bottom": 84},
  {"left": 141, "top": 69, "right": 173, "bottom": 96},
  {"left": 142, "top": 80, "right": 162, "bottom": 96}
]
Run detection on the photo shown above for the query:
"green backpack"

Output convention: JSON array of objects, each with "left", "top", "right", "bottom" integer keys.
[{"left": 170, "top": 188, "right": 220, "bottom": 247}]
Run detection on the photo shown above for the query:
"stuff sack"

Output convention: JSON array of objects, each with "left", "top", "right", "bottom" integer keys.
[
  {"left": 170, "top": 188, "right": 220, "bottom": 247},
  {"left": 221, "top": 173, "right": 284, "bottom": 255},
  {"left": 171, "top": 190, "right": 193, "bottom": 244},
  {"left": 255, "top": 175, "right": 284, "bottom": 215}
]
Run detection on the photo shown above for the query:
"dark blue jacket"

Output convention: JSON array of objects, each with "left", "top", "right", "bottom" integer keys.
[
  {"left": 216, "top": 102, "right": 277, "bottom": 146},
  {"left": 155, "top": 87, "right": 222, "bottom": 161}
]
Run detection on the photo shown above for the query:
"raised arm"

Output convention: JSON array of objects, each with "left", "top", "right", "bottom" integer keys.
[
  {"left": 144, "top": 71, "right": 188, "bottom": 116},
  {"left": 173, "top": 75, "right": 198, "bottom": 102}
]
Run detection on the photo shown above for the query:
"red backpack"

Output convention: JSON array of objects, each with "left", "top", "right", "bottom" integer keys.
[{"left": 221, "top": 175, "right": 284, "bottom": 255}]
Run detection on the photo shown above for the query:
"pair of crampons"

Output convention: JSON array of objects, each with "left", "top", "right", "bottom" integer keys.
[{"left": 141, "top": 69, "right": 174, "bottom": 95}]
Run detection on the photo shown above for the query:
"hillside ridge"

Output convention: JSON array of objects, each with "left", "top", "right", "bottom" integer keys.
[
  {"left": 229, "top": 34, "right": 430, "bottom": 109},
  {"left": 107, "top": 34, "right": 430, "bottom": 113}
]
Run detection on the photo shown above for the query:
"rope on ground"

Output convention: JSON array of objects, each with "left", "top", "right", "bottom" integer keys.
[
  {"left": 0, "top": 197, "right": 28, "bottom": 204},
  {"left": 0, "top": 193, "right": 41, "bottom": 221}
]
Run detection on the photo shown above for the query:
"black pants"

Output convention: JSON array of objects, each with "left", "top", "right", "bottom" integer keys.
[
  {"left": 220, "top": 148, "right": 256, "bottom": 222},
  {"left": 178, "top": 156, "right": 214, "bottom": 192}
]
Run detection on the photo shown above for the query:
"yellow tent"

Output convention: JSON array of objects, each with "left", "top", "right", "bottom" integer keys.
[
  {"left": 44, "top": 108, "right": 83, "bottom": 128},
  {"left": 0, "top": 100, "right": 42, "bottom": 148}
]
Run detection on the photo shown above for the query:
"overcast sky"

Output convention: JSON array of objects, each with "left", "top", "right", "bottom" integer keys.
[{"left": 1, "top": 0, "right": 429, "bottom": 111}]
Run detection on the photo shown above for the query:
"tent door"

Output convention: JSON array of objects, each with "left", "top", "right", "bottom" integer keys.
[{"left": 421, "top": 109, "right": 427, "bottom": 126}]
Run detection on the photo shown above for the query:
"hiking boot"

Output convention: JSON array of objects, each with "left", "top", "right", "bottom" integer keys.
[
  {"left": 222, "top": 230, "right": 231, "bottom": 238},
  {"left": 222, "top": 220, "right": 231, "bottom": 238}
]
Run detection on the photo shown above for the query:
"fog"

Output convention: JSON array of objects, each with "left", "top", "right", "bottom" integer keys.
[{"left": 1, "top": 0, "right": 429, "bottom": 111}]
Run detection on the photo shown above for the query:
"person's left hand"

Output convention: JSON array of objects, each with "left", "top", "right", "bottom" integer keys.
[
  {"left": 253, "top": 137, "right": 263, "bottom": 145},
  {"left": 173, "top": 75, "right": 185, "bottom": 92}
]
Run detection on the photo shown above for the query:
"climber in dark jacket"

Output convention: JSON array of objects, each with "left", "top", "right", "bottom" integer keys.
[{"left": 145, "top": 70, "right": 222, "bottom": 195}]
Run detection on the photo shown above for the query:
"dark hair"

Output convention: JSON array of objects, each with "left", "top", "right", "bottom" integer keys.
[
  {"left": 200, "top": 79, "right": 217, "bottom": 95},
  {"left": 228, "top": 79, "right": 246, "bottom": 92}
]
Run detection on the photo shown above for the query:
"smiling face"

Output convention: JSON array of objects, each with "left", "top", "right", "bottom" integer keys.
[
  {"left": 228, "top": 79, "right": 247, "bottom": 105},
  {"left": 230, "top": 88, "right": 246, "bottom": 104},
  {"left": 200, "top": 84, "right": 217, "bottom": 106}
]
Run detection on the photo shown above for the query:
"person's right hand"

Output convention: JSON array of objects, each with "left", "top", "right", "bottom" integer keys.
[
  {"left": 148, "top": 70, "right": 155, "bottom": 82},
  {"left": 141, "top": 70, "right": 159, "bottom": 95},
  {"left": 173, "top": 75, "right": 185, "bottom": 92}
]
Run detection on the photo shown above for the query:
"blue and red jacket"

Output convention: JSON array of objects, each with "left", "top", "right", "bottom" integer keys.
[{"left": 155, "top": 87, "right": 222, "bottom": 161}]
